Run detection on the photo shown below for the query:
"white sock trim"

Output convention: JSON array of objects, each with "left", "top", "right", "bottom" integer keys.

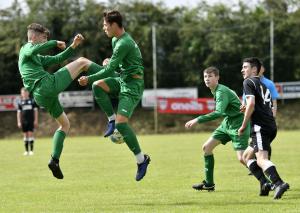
[
  {"left": 108, "top": 114, "right": 116, "bottom": 121},
  {"left": 246, "top": 159, "right": 256, "bottom": 168},
  {"left": 262, "top": 160, "right": 275, "bottom": 172},
  {"left": 135, "top": 152, "right": 145, "bottom": 164}
]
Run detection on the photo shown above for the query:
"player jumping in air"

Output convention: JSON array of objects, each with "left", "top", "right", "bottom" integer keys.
[
  {"left": 18, "top": 23, "right": 86, "bottom": 179},
  {"left": 78, "top": 10, "right": 150, "bottom": 181}
]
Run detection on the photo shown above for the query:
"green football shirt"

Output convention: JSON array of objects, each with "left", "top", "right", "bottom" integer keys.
[
  {"left": 87, "top": 32, "right": 144, "bottom": 83},
  {"left": 197, "top": 84, "right": 243, "bottom": 123},
  {"left": 18, "top": 40, "right": 74, "bottom": 92}
]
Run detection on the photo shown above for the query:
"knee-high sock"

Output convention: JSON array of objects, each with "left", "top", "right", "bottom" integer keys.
[
  {"left": 52, "top": 130, "right": 66, "bottom": 160},
  {"left": 24, "top": 138, "right": 29, "bottom": 151},
  {"left": 87, "top": 63, "right": 103, "bottom": 76},
  {"left": 92, "top": 83, "right": 114, "bottom": 118},
  {"left": 247, "top": 159, "right": 268, "bottom": 184},
  {"left": 29, "top": 138, "right": 34, "bottom": 151},
  {"left": 204, "top": 154, "right": 214, "bottom": 185},
  {"left": 116, "top": 123, "right": 141, "bottom": 155},
  {"left": 264, "top": 166, "right": 283, "bottom": 186}
]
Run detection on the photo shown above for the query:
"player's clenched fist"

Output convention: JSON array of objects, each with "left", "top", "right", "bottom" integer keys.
[
  {"left": 71, "top": 34, "right": 84, "bottom": 48},
  {"left": 78, "top": 76, "right": 88, "bottom": 86},
  {"left": 57, "top": 41, "right": 66, "bottom": 50}
]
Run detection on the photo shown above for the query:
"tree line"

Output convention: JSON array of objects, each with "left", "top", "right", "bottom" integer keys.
[{"left": 0, "top": 0, "right": 300, "bottom": 97}]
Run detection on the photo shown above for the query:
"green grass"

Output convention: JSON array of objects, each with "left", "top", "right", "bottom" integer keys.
[{"left": 0, "top": 131, "right": 299, "bottom": 213}]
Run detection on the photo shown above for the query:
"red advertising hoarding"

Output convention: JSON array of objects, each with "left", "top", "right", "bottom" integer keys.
[
  {"left": 0, "top": 95, "right": 20, "bottom": 111},
  {"left": 157, "top": 97, "right": 215, "bottom": 114}
]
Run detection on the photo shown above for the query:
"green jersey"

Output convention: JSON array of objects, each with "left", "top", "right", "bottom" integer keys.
[
  {"left": 87, "top": 32, "right": 144, "bottom": 83},
  {"left": 197, "top": 84, "right": 242, "bottom": 123},
  {"left": 18, "top": 40, "right": 74, "bottom": 92}
]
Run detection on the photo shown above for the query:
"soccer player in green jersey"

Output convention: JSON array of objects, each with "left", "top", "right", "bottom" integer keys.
[
  {"left": 78, "top": 10, "right": 150, "bottom": 181},
  {"left": 185, "top": 66, "right": 250, "bottom": 191},
  {"left": 18, "top": 23, "right": 89, "bottom": 179}
]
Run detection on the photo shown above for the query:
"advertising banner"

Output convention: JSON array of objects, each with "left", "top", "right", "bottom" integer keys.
[
  {"left": 142, "top": 88, "right": 198, "bottom": 107},
  {"left": 0, "top": 95, "right": 20, "bottom": 111},
  {"left": 157, "top": 97, "right": 215, "bottom": 114}
]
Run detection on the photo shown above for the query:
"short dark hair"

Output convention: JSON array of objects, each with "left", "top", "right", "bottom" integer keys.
[
  {"left": 103, "top": 10, "right": 123, "bottom": 28},
  {"left": 27, "top": 23, "right": 50, "bottom": 38},
  {"left": 203, "top": 66, "right": 219, "bottom": 76},
  {"left": 243, "top": 57, "right": 262, "bottom": 74}
]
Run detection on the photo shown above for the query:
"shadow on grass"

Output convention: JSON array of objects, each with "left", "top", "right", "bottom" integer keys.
[{"left": 127, "top": 199, "right": 299, "bottom": 207}]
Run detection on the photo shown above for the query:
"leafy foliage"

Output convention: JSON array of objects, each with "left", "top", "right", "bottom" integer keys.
[{"left": 1, "top": 0, "right": 300, "bottom": 95}]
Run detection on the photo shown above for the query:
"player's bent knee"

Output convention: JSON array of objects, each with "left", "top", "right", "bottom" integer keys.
[
  {"left": 77, "top": 57, "right": 88, "bottom": 64},
  {"left": 202, "top": 144, "right": 212, "bottom": 155},
  {"left": 92, "top": 81, "right": 99, "bottom": 91},
  {"left": 61, "top": 123, "right": 70, "bottom": 133}
]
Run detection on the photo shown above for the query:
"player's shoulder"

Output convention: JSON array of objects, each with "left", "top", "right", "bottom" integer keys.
[
  {"left": 244, "top": 77, "right": 259, "bottom": 86},
  {"left": 120, "top": 33, "right": 136, "bottom": 46},
  {"left": 261, "top": 76, "right": 275, "bottom": 86},
  {"left": 215, "top": 84, "right": 231, "bottom": 96},
  {"left": 217, "top": 84, "right": 230, "bottom": 91}
]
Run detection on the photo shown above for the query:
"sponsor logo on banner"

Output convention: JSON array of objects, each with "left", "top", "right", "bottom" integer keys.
[
  {"left": 275, "top": 81, "right": 300, "bottom": 99},
  {"left": 0, "top": 95, "right": 20, "bottom": 111},
  {"left": 157, "top": 97, "right": 215, "bottom": 114},
  {"left": 158, "top": 99, "right": 168, "bottom": 110}
]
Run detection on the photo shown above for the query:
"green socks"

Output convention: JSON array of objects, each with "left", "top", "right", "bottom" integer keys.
[
  {"left": 116, "top": 123, "right": 141, "bottom": 155},
  {"left": 52, "top": 130, "right": 66, "bottom": 159},
  {"left": 92, "top": 84, "right": 114, "bottom": 117},
  {"left": 87, "top": 63, "right": 103, "bottom": 76},
  {"left": 204, "top": 154, "right": 214, "bottom": 185}
]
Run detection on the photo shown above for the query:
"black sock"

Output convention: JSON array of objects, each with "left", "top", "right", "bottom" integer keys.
[
  {"left": 248, "top": 160, "right": 268, "bottom": 184},
  {"left": 264, "top": 166, "right": 283, "bottom": 186},
  {"left": 24, "top": 140, "right": 29, "bottom": 151},
  {"left": 29, "top": 140, "right": 34, "bottom": 151}
]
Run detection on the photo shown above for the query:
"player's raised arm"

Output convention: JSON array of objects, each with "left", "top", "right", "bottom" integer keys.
[
  {"left": 39, "top": 34, "right": 84, "bottom": 66},
  {"left": 70, "top": 34, "right": 84, "bottom": 49}
]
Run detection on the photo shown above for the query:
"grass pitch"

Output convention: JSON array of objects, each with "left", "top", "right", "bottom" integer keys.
[{"left": 0, "top": 131, "right": 299, "bottom": 213}]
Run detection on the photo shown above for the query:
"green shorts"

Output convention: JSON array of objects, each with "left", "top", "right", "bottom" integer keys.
[
  {"left": 212, "top": 115, "right": 250, "bottom": 150},
  {"left": 32, "top": 67, "right": 72, "bottom": 118},
  {"left": 103, "top": 76, "right": 144, "bottom": 118}
]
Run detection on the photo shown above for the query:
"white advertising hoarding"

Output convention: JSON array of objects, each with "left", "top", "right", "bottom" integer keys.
[
  {"left": 276, "top": 81, "right": 300, "bottom": 99},
  {"left": 58, "top": 91, "right": 94, "bottom": 107},
  {"left": 142, "top": 88, "right": 198, "bottom": 107}
]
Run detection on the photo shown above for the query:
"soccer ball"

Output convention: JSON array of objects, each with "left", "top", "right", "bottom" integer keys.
[{"left": 109, "top": 129, "right": 125, "bottom": 144}]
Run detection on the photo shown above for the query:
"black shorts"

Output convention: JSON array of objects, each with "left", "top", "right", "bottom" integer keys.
[
  {"left": 250, "top": 124, "right": 277, "bottom": 153},
  {"left": 22, "top": 122, "right": 34, "bottom": 132}
]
